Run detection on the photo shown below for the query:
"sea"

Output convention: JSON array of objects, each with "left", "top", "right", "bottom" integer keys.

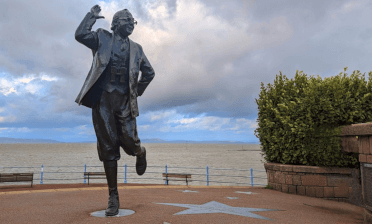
[{"left": 0, "top": 143, "right": 267, "bottom": 187}]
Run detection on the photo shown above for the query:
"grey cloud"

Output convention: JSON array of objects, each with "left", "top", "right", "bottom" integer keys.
[
  {"left": 0, "top": 0, "right": 98, "bottom": 81},
  {"left": 0, "top": 0, "right": 101, "bottom": 121},
  {"left": 141, "top": 0, "right": 372, "bottom": 119},
  {"left": 197, "top": 0, "right": 255, "bottom": 23},
  {"left": 242, "top": 0, "right": 347, "bottom": 24},
  {"left": 2, "top": 0, "right": 372, "bottom": 129}
]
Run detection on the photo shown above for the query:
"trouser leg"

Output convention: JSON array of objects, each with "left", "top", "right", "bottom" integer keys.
[
  {"left": 116, "top": 108, "right": 147, "bottom": 175},
  {"left": 112, "top": 92, "right": 142, "bottom": 157},
  {"left": 92, "top": 90, "right": 121, "bottom": 161},
  {"left": 117, "top": 114, "right": 143, "bottom": 157}
]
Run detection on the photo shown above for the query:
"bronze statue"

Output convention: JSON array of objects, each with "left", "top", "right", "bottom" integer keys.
[{"left": 75, "top": 5, "right": 155, "bottom": 216}]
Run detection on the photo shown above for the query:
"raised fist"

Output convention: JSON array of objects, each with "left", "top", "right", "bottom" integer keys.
[{"left": 91, "top": 5, "right": 105, "bottom": 19}]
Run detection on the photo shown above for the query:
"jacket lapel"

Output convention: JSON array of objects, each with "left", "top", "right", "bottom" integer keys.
[
  {"left": 106, "top": 32, "right": 114, "bottom": 64},
  {"left": 129, "top": 38, "right": 136, "bottom": 74}
]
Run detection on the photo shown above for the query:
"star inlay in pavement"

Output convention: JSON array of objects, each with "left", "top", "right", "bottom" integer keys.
[
  {"left": 155, "top": 201, "right": 284, "bottom": 221},
  {"left": 235, "top": 191, "right": 259, "bottom": 195},
  {"left": 227, "top": 197, "right": 239, "bottom": 199},
  {"left": 178, "top": 190, "right": 199, "bottom": 193}
]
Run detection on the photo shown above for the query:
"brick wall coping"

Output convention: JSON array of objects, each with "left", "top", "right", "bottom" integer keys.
[
  {"left": 264, "top": 162, "right": 353, "bottom": 174},
  {"left": 341, "top": 122, "right": 372, "bottom": 136}
]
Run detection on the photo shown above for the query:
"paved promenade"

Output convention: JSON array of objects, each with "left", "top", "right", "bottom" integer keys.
[{"left": 0, "top": 183, "right": 365, "bottom": 224}]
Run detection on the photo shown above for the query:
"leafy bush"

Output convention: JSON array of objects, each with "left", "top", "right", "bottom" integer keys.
[{"left": 255, "top": 67, "right": 372, "bottom": 168}]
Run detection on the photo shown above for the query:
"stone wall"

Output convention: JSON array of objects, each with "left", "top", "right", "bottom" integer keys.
[
  {"left": 264, "top": 163, "right": 362, "bottom": 206},
  {"left": 263, "top": 122, "right": 372, "bottom": 223}
]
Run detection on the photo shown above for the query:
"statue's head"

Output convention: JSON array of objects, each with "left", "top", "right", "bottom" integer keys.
[{"left": 111, "top": 9, "right": 137, "bottom": 37}]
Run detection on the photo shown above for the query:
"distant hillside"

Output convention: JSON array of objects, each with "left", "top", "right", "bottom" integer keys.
[
  {"left": 141, "top": 138, "right": 165, "bottom": 143},
  {"left": 0, "top": 137, "right": 60, "bottom": 144}
]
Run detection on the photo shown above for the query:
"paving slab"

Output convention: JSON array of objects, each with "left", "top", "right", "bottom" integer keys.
[{"left": 0, "top": 183, "right": 365, "bottom": 224}]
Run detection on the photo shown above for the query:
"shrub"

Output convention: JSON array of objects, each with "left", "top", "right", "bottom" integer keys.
[{"left": 255, "top": 67, "right": 371, "bottom": 168}]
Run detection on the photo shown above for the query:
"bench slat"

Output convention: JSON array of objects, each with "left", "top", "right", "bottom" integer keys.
[
  {"left": 0, "top": 177, "right": 16, "bottom": 182},
  {"left": 16, "top": 176, "right": 33, "bottom": 181},
  {"left": 84, "top": 172, "right": 106, "bottom": 176},
  {"left": 84, "top": 177, "right": 106, "bottom": 179},
  {"left": 15, "top": 173, "right": 33, "bottom": 176},
  {"left": 16, "top": 174, "right": 33, "bottom": 177},
  {"left": 0, "top": 173, "right": 33, "bottom": 175},
  {"left": 1, "top": 174, "right": 16, "bottom": 178},
  {"left": 0, "top": 173, "right": 33, "bottom": 180},
  {"left": 163, "top": 179, "right": 193, "bottom": 182}
]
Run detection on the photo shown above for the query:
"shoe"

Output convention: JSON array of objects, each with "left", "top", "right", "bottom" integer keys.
[
  {"left": 136, "top": 147, "right": 147, "bottom": 175},
  {"left": 105, "top": 188, "right": 120, "bottom": 216}
]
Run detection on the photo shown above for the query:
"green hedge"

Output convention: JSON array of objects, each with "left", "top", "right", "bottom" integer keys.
[{"left": 254, "top": 67, "right": 372, "bottom": 168}]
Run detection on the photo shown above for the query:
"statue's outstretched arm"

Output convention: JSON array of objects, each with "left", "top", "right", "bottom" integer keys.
[{"left": 75, "top": 5, "right": 105, "bottom": 50}]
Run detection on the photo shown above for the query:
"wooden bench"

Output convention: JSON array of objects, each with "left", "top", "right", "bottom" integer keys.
[
  {"left": 84, "top": 172, "right": 106, "bottom": 185},
  {"left": 0, "top": 173, "right": 33, "bottom": 187},
  {"left": 162, "top": 173, "right": 192, "bottom": 186}
]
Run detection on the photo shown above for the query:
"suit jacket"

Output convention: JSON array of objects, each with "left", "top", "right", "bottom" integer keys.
[{"left": 75, "top": 12, "right": 155, "bottom": 118}]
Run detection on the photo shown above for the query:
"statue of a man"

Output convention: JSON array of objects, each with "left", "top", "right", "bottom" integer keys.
[{"left": 75, "top": 5, "right": 155, "bottom": 216}]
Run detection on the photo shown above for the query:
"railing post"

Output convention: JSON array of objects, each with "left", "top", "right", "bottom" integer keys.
[
  {"left": 165, "top": 164, "right": 168, "bottom": 185},
  {"left": 250, "top": 167, "right": 253, "bottom": 187},
  {"left": 124, "top": 164, "right": 127, "bottom": 184},
  {"left": 84, "top": 164, "right": 87, "bottom": 184},
  {"left": 40, "top": 164, "right": 44, "bottom": 184},
  {"left": 206, "top": 166, "right": 209, "bottom": 186}
]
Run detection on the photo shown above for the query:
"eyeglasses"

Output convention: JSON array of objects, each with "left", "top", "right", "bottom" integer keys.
[{"left": 118, "top": 18, "right": 138, "bottom": 25}]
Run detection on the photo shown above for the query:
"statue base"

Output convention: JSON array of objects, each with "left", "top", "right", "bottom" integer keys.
[{"left": 90, "top": 209, "right": 135, "bottom": 217}]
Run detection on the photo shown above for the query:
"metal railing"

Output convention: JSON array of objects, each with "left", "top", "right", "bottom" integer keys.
[{"left": 0, "top": 164, "right": 268, "bottom": 187}]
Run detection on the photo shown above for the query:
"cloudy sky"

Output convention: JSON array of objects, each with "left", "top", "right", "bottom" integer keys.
[{"left": 0, "top": 0, "right": 371, "bottom": 143}]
